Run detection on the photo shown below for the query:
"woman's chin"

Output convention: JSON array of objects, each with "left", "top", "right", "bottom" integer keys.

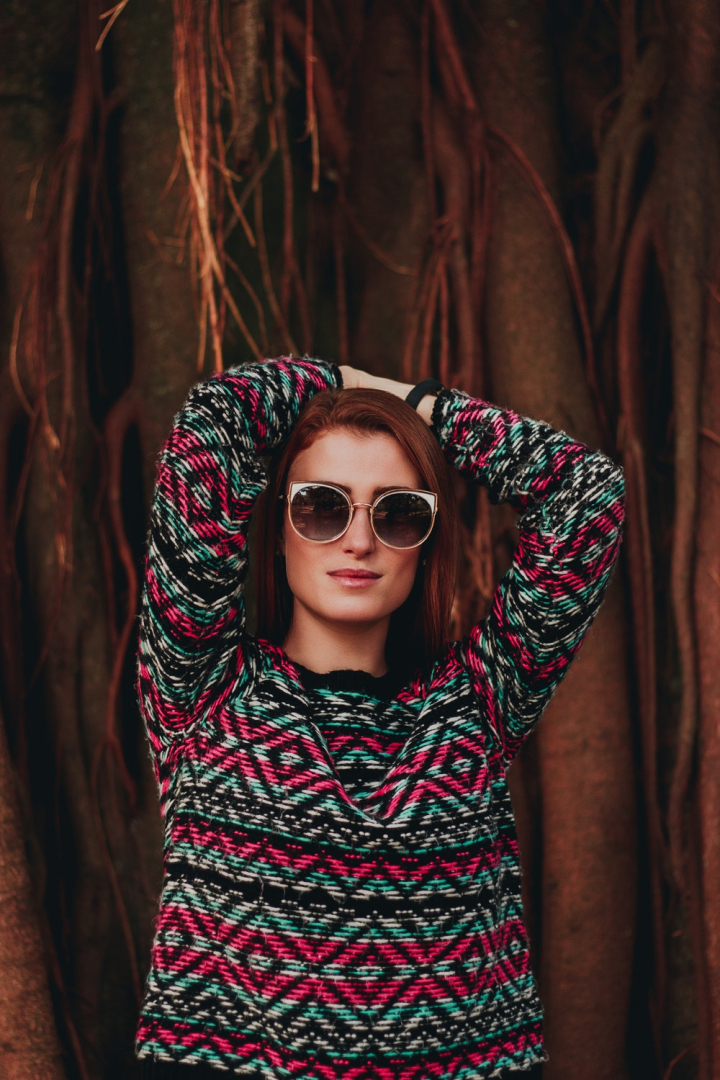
[
  {"left": 319, "top": 601, "right": 391, "bottom": 626},
  {"left": 299, "top": 592, "right": 395, "bottom": 627}
]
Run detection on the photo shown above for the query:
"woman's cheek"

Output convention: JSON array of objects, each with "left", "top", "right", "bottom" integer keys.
[{"left": 385, "top": 556, "right": 420, "bottom": 611}]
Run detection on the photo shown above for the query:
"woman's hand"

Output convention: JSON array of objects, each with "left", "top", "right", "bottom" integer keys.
[
  {"left": 339, "top": 365, "right": 412, "bottom": 396},
  {"left": 339, "top": 365, "right": 436, "bottom": 425}
]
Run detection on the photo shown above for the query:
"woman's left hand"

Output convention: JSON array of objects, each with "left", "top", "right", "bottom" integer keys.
[{"left": 339, "top": 365, "right": 435, "bottom": 425}]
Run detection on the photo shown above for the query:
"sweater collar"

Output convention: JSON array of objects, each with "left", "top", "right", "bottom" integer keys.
[
  {"left": 254, "top": 639, "right": 410, "bottom": 700},
  {"left": 293, "top": 662, "right": 404, "bottom": 699}
]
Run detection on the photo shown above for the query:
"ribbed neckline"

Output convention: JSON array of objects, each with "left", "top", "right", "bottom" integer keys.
[{"left": 293, "top": 662, "right": 405, "bottom": 700}]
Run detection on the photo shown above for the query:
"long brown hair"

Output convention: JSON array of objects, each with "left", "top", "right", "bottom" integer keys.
[{"left": 255, "top": 388, "right": 458, "bottom": 672}]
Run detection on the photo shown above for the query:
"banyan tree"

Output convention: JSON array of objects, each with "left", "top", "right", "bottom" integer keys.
[{"left": 0, "top": 0, "right": 717, "bottom": 1077}]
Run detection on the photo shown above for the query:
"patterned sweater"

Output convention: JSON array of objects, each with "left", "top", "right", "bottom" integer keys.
[{"left": 135, "top": 357, "right": 625, "bottom": 1078}]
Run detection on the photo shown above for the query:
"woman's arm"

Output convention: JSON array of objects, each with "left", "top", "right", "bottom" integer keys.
[
  {"left": 341, "top": 366, "right": 625, "bottom": 764},
  {"left": 137, "top": 357, "right": 341, "bottom": 751},
  {"left": 435, "top": 388, "right": 625, "bottom": 763}
]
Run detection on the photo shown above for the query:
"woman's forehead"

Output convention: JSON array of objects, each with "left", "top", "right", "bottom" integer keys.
[{"left": 288, "top": 429, "right": 421, "bottom": 489}]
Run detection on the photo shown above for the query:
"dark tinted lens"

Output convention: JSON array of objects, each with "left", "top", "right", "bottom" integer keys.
[
  {"left": 372, "top": 492, "right": 433, "bottom": 548},
  {"left": 289, "top": 485, "right": 351, "bottom": 541}
]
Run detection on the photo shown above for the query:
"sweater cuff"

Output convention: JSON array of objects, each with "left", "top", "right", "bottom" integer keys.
[
  {"left": 300, "top": 356, "right": 343, "bottom": 392},
  {"left": 429, "top": 386, "right": 487, "bottom": 445},
  {"left": 328, "top": 360, "right": 343, "bottom": 389}
]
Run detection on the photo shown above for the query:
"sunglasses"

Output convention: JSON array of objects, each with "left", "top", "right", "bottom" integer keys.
[{"left": 283, "top": 482, "right": 438, "bottom": 549}]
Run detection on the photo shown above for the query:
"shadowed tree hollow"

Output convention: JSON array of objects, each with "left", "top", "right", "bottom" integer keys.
[{"left": 0, "top": 0, "right": 717, "bottom": 1077}]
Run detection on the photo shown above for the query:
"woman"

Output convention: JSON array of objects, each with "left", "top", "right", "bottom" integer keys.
[{"left": 135, "top": 356, "right": 625, "bottom": 1079}]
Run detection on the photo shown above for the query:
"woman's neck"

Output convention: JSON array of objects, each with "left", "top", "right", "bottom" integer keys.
[{"left": 282, "top": 604, "right": 390, "bottom": 677}]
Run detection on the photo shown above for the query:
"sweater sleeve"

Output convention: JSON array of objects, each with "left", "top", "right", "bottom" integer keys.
[
  {"left": 137, "top": 357, "right": 341, "bottom": 750},
  {"left": 431, "top": 389, "right": 625, "bottom": 764}
]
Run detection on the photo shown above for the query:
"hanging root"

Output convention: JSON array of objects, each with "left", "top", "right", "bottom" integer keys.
[
  {"left": 332, "top": 204, "right": 349, "bottom": 365},
  {"left": 253, "top": 183, "right": 297, "bottom": 354},
  {"left": 616, "top": 197, "right": 667, "bottom": 1046},
  {"left": 594, "top": 38, "right": 665, "bottom": 333},
  {"left": 227, "top": 0, "right": 262, "bottom": 168},
  {"left": 431, "top": 98, "right": 476, "bottom": 391}
]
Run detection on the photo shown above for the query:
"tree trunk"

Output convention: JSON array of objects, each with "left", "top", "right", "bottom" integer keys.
[
  {"left": 0, "top": 702, "right": 65, "bottom": 1080},
  {"left": 347, "top": 0, "right": 428, "bottom": 377},
  {"left": 657, "top": 5, "right": 720, "bottom": 1077},
  {"left": 467, "top": 2, "right": 637, "bottom": 1076}
]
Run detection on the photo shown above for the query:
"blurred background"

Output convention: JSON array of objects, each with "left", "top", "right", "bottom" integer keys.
[{"left": 0, "top": 0, "right": 717, "bottom": 1077}]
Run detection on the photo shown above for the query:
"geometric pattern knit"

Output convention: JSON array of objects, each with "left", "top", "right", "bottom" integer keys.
[{"left": 135, "top": 357, "right": 625, "bottom": 1078}]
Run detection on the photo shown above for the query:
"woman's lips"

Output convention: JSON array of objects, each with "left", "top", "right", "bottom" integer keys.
[{"left": 327, "top": 568, "right": 381, "bottom": 588}]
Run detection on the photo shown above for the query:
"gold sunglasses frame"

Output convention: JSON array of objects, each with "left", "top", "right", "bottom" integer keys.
[{"left": 283, "top": 481, "right": 438, "bottom": 550}]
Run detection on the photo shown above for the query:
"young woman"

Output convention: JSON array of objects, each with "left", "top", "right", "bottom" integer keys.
[{"left": 135, "top": 356, "right": 625, "bottom": 1079}]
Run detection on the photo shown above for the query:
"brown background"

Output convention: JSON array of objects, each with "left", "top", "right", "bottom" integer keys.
[{"left": 0, "top": 0, "right": 717, "bottom": 1077}]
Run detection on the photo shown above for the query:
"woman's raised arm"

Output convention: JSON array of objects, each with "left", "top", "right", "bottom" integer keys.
[
  {"left": 432, "top": 388, "right": 625, "bottom": 764},
  {"left": 137, "top": 357, "right": 341, "bottom": 751}
]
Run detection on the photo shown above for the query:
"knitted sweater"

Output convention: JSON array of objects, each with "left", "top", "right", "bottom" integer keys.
[{"left": 135, "top": 357, "right": 625, "bottom": 1078}]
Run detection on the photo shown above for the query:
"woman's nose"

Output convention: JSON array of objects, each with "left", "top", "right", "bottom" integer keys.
[{"left": 342, "top": 504, "right": 376, "bottom": 555}]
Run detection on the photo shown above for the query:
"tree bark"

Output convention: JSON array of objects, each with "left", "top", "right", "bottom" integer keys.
[
  {"left": 658, "top": 5, "right": 720, "bottom": 1077},
  {"left": 695, "top": 287, "right": 720, "bottom": 1080},
  {"left": 467, "top": 2, "right": 637, "bottom": 1076},
  {"left": 0, "top": 4, "right": 81, "bottom": 1077},
  {"left": 114, "top": 0, "right": 203, "bottom": 486},
  {"left": 0, "top": 702, "right": 65, "bottom": 1080},
  {"left": 346, "top": 0, "right": 428, "bottom": 377}
]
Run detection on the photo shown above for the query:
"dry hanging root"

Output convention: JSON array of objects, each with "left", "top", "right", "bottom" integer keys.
[
  {"left": 169, "top": 0, "right": 332, "bottom": 363},
  {"left": 172, "top": 0, "right": 262, "bottom": 369}
]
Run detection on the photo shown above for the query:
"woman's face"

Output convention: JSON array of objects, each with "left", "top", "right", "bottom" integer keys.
[{"left": 281, "top": 429, "right": 423, "bottom": 633}]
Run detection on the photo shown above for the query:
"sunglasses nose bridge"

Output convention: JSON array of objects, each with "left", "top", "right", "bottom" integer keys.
[{"left": 339, "top": 500, "right": 377, "bottom": 551}]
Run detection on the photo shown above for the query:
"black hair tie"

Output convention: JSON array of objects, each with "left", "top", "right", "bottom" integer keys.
[{"left": 404, "top": 378, "right": 444, "bottom": 410}]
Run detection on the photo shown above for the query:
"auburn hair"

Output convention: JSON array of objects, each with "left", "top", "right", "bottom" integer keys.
[{"left": 255, "top": 388, "right": 458, "bottom": 672}]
